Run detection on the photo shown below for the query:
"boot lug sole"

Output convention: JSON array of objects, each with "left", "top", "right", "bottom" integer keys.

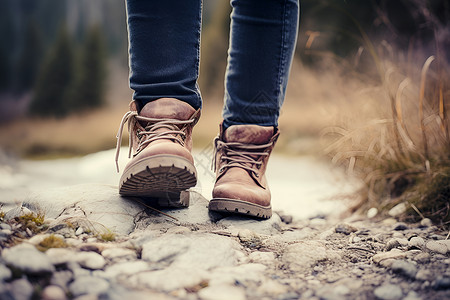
[
  {"left": 208, "top": 198, "right": 272, "bottom": 219},
  {"left": 119, "top": 155, "right": 197, "bottom": 207}
]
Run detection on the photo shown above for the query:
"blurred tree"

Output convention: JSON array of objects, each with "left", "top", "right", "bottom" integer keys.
[
  {"left": 30, "top": 27, "right": 75, "bottom": 117},
  {"left": 16, "top": 19, "right": 44, "bottom": 93},
  {"left": 66, "top": 25, "right": 107, "bottom": 111}
]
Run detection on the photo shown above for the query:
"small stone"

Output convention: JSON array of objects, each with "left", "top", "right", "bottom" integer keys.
[
  {"left": 393, "top": 222, "right": 408, "bottom": 231},
  {"left": 41, "top": 285, "right": 67, "bottom": 300},
  {"left": 75, "top": 227, "right": 84, "bottom": 236},
  {"left": 50, "top": 271, "right": 73, "bottom": 289},
  {"left": 198, "top": 284, "right": 246, "bottom": 300},
  {"left": 414, "top": 252, "right": 430, "bottom": 263},
  {"left": 373, "top": 284, "right": 403, "bottom": 300},
  {"left": 385, "top": 239, "right": 401, "bottom": 251},
  {"left": 403, "top": 291, "right": 422, "bottom": 300},
  {"left": 238, "top": 229, "right": 260, "bottom": 244},
  {"left": 367, "top": 207, "right": 378, "bottom": 218},
  {"left": 76, "top": 252, "right": 106, "bottom": 270},
  {"left": 248, "top": 251, "right": 276, "bottom": 264},
  {"left": 69, "top": 276, "right": 109, "bottom": 297},
  {"left": 0, "top": 264, "right": 12, "bottom": 281},
  {"left": 408, "top": 237, "right": 425, "bottom": 249},
  {"left": 388, "top": 203, "right": 407, "bottom": 217},
  {"left": 10, "top": 278, "right": 34, "bottom": 300},
  {"left": 372, "top": 249, "right": 406, "bottom": 265},
  {"left": 2, "top": 243, "right": 55, "bottom": 274},
  {"left": 415, "top": 269, "right": 432, "bottom": 281},
  {"left": 103, "top": 261, "right": 151, "bottom": 279},
  {"left": 382, "top": 218, "right": 397, "bottom": 225},
  {"left": 426, "top": 241, "right": 448, "bottom": 255},
  {"left": 4, "top": 206, "right": 32, "bottom": 221},
  {"left": 390, "top": 260, "right": 417, "bottom": 279},
  {"left": 46, "top": 248, "right": 76, "bottom": 266},
  {"left": 166, "top": 226, "right": 191, "bottom": 234},
  {"left": 278, "top": 213, "right": 293, "bottom": 224},
  {"left": 335, "top": 223, "right": 358, "bottom": 235},
  {"left": 101, "top": 248, "right": 137, "bottom": 262},
  {"left": 420, "top": 218, "right": 432, "bottom": 227},
  {"left": 434, "top": 277, "right": 450, "bottom": 290}
]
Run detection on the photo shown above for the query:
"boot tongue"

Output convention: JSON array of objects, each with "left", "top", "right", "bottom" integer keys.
[
  {"left": 139, "top": 98, "right": 196, "bottom": 120},
  {"left": 224, "top": 125, "right": 274, "bottom": 145}
]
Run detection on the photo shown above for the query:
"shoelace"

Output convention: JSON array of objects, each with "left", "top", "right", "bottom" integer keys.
[
  {"left": 115, "top": 110, "right": 195, "bottom": 172},
  {"left": 212, "top": 137, "right": 273, "bottom": 176}
]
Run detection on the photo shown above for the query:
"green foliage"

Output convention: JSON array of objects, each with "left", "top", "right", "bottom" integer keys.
[{"left": 30, "top": 27, "right": 75, "bottom": 117}]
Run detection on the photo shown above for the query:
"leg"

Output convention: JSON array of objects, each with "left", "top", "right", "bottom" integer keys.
[
  {"left": 116, "top": 0, "right": 202, "bottom": 206},
  {"left": 126, "top": 0, "right": 202, "bottom": 110},
  {"left": 210, "top": 0, "right": 300, "bottom": 218}
]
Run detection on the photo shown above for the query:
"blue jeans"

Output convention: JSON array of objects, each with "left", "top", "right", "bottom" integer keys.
[{"left": 126, "top": 0, "right": 299, "bottom": 128}]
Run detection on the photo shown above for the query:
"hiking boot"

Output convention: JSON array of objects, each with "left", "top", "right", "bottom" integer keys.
[
  {"left": 209, "top": 123, "right": 279, "bottom": 219},
  {"left": 115, "top": 98, "right": 200, "bottom": 207}
]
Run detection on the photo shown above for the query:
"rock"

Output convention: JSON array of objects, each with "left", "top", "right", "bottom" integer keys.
[
  {"left": 103, "top": 261, "right": 151, "bottom": 279},
  {"left": 403, "top": 291, "right": 422, "bottom": 300},
  {"left": 257, "top": 279, "right": 288, "bottom": 296},
  {"left": 419, "top": 218, "right": 432, "bottom": 227},
  {"left": 390, "top": 260, "right": 417, "bottom": 279},
  {"left": 388, "top": 203, "right": 407, "bottom": 217},
  {"left": 433, "top": 277, "right": 450, "bottom": 290},
  {"left": 393, "top": 222, "right": 408, "bottom": 231},
  {"left": 217, "top": 214, "right": 282, "bottom": 235},
  {"left": 141, "top": 233, "right": 240, "bottom": 270},
  {"left": 335, "top": 223, "right": 358, "bottom": 235},
  {"left": 367, "top": 207, "right": 378, "bottom": 219},
  {"left": 75, "top": 227, "right": 84, "bottom": 236},
  {"left": 372, "top": 249, "right": 406, "bottom": 265},
  {"left": 165, "top": 226, "right": 191, "bottom": 234},
  {"left": 10, "top": 278, "right": 34, "bottom": 300},
  {"left": 282, "top": 241, "right": 340, "bottom": 271},
  {"left": 50, "top": 271, "right": 73, "bottom": 290},
  {"left": 76, "top": 252, "right": 106, "bottom": 270},
  {"left": 130, "top": 268, "right": 207, "bottom": 292},
  {"left": 414, "top": 252, "right": 430, "bottom": 263},
  {"left": 101, "top": 248, "right": 137, "bottom": 262},
  {"left": 385, "top": 239, "right": 401, "bottom": 251},
  {"left": 0, "top": 264, "right": 12, "bottom": 281},
  {"left": 208, "top": 263, "right": 267, "bottom": 286},
  {"left": 408, "top": 237, "right": 425, "bottom": 249},
  {"left": 277, "top": 212, "right": 293, "bottom": 224},
  {"left": 373, "top": 284, "right": 403, "bottom": 300},
  {"left": 426, "top": 241, "right": 448, "bottom": 255},
  {"left": 2, "top": 243, "right": 55, "bottom": 274},
  {"left": 46, "top": 248, "right": 77, "bottom": 265},
  {"left": 248, "top": 251, "right": 276, "bottom": 264},
  {"left": 316, "top": 284, "right": 350, "bottom": 300},
  {"left": 25, "top": 183, "right": 145, "bottom": 235},
  {"left": 41, "top": 285, "right": 67, "bottom": 300},
  {"left": 198, "top": 284, "right": 246, "bottom": 300},
  {"left": 415, "top": 269, "right": 433, "bottom": 281},
  {"left": 4, "top": 206, "right": 32, "bottom": 221},
  {"left": 69, "top": 276, "right": 109, "bottom": 297}
]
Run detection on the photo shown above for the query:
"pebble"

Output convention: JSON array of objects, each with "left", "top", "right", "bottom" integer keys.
[
  {"left": 75, "top": 227, "right": 84, "bottom": 236},
  {"left": 367, "top": 207, "right": 378, "bottom": 218},
  {"left": 372, "top": 249, "right": 406, "bottom": 265},
  {"left": 390, "top": 260, "right": 417, "bottom": 279},
  {"left": 69, "top": 276, "right": 109, "bottom": 297},
  {"left": 50, "top": 271, "right": 73, "bottom": 289},
  {"left": 419, "top": 218, "right": 432, "bottom": 227},
  {"left": 0, "top": 264, "right": 12, "bottom": 281},
  {"left": 46, "top": 248, "right": 77, "bottom": 265},
  {"left": 248, "top": 251, "right": 276, "bottom": 264},
  {"left": 415, "top": 269, "right": 433, "bottom": 281},
  {"left": 403, "top": 291, "right": 422, "bottom": 300},
  {"left": 10, "top": 278, "right": 34, "bottom": 300},
  {"left": 283, "top": 241, "right": 340, "bottom": 271},
  {"left": 335, "top": 223, "right": 358, "bottom": 235},
  {"left": 76, "top": 252, "right": 106, "bottom": 270},
  {"left": 385, "top": 239, "right": 401, "bottom": 251},
  {"left": 41, "top": 285, "right": 67, "bottom": 300},
  {"left": 414, "top": 252, "right": 430, "bottom": 263},
  {"left": 198, "top": 284, "right": 246, "bottom": 300},
  {"left": 373, "top": 284, "right": 403, "bottom": 300},
  {"left": 388, "top": 203, "right": 406, "bottom": 217},
  {"left": 408, "top": 237, "right": 425, "bottom": 249},
  {"left": 425, "top": 241, "right": 448, "bottom": 255},
  {"left": 166, "top": 226, "right": 191, "bottom": 234},
  {"left": 101, "top": 248, "right": 137, "bottom": 262},
  {"left": 4, "top": 206, "right": 32, "bottom": 220},
  {"left": 2, "top": 243, "right": 55, "bottom": 274}
]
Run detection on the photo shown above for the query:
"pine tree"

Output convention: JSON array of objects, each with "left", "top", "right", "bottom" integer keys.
[
  {"left": 16, "top": 19, "right": 44, "bottom": 93},
  {"left": 29, "top": 27, "right": 75, "bottom": 117},
  {"left": 67, "top": 25, "right": 107, "bottom": 111}
]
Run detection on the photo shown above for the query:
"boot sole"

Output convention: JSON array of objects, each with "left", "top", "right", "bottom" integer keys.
[
  {"left": 119, "top": 155, "right": 197, "bottom": 207},
  {"left": 208, "top": 198, "right": 272, "bottom": 219}
]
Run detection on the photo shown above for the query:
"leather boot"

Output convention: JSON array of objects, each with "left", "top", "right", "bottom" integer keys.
[
  {"left": 115, "top": 98, "right": 200, "bottom": 207},
  {"left": 209, "top": 123, "right": 279, "bottom": 219}
]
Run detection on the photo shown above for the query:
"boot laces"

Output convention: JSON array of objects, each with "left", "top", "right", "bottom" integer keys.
[
  {"left": 212, "top": 138, "right": 273, "bottom": 176},
  {"left": 115, "top": 110, "right": 195, "bottom": 172}
]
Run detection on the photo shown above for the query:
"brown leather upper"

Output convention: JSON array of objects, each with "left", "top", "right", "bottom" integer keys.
[{"left": 212, "top": 123, "right": 279, "bottom": 206}]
